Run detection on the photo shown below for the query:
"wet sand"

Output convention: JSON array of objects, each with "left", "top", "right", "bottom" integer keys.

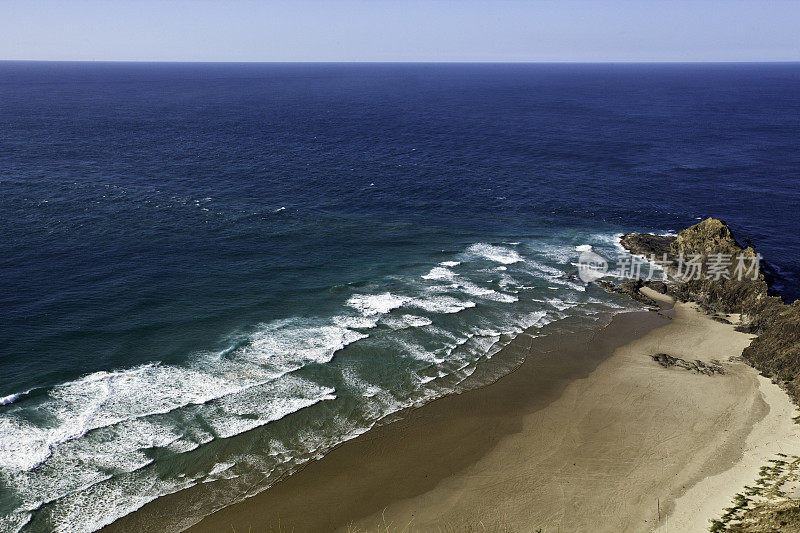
[
  {"left": 341, "top": 299, "right": 791, "bottom": 532},
  {"left": 121, "top": 293, "right": 799, "bottom": 532},
  {"left": 180, "top": 309, "right": 666, "bottom": 532}
]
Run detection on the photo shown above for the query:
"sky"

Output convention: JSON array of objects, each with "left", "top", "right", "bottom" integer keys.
[{"left": 1, "top": 0, "right": 799, "bottom": 62}]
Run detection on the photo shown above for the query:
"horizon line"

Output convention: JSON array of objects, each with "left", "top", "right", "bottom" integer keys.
[{"left": 2, "top": 59, "right": 800, "bottom": 64}]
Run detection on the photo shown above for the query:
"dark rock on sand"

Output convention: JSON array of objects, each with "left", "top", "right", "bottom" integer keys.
[
  {"left": 651, "top": 353, "right": 725, "bottom": 375},
  {"left": 596, "top": 278, "right": 659, "bottom": 308},
  {"left": 646, "top": 280, "right": 669, "bottom": 295}
]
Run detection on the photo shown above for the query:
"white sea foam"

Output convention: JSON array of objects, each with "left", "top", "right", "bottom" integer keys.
[
  {"left": 205, "top": 461, "right": 236, "bottom": 480},
  {"left": 0, "top": 417, "right": 52, "bottom": 472},
  {"left": 0, "top": 392, "right": 23, "bottom": 405},
  {"left": 421, "top": 266, "right": 457, "bottom": 281},
  {"left": 523, "top": 310, "right": 551, "bottom": 329},
  {"left": 522, "top": 258, "right": 586, "bottom": 292},
  {"left": 497, "top": 274, "right": 520, "bottom": 290},
  {"left": 590, "top": 232, "right": 626, "bottom": 255},
  {"left": 464, "top": 243, "right": 523, "bottom": 264},
  {"left": 546, "top": 298, "right": 576, "bottom": 311},
  {"left": 237, "top": 318, "right": 368, "bottom": 368},
  {"left": 523, "top": 258, "right": 567, "bottom": 279},
  {"left": 43, "top": 469, "right": 196, "bottom": 533},
  {"left": 464, "top": 334, "right": 501, "bottom": 359},
  {"left": 0, "top": 363, "right": 246, "bottom": 473},
  {"left": 380, "top": 314, "right": 433, "bottom": 330},
  {"left": 346, "top": 293, "right": 409, "bottom": 316},
  {"left": 340, "top": 366, "right": 384, "bottom": 399},
  {"left": 532, "top": 242, "right": 575, "bottom": 264},
  {"left": 0, "top": 310, "right": 366, "bottom": 531},
  {"left": 408, "top": 295, "right": 476, "bottom": 314},
  {"left": 392, "top": 339, "right": 442, "bottom": 364},
  {"left": 333, "top": 314, "right": 380, "bottom": 330},
  {"left": 439, "top": 261, "right": 461, "bottom": 267},
  {"left": 402, "top": 315, "right": 434, "bottom": 327},
  {"left": 0, "top": 512, "right": 31, "bottom": 533},
  {"left": 455, "top": 281, "right": 518, "bottom": 303},
  {"left": 420, "top": 263, "right": 518, "bottom": 305},
  {"left": 202, "top": 379, "right": 335, "bottom": 439},
  {"left": 0, "top": 372, "right": 336, "bottom": 532},
  {"left": 453, "top": 281, "right": 493, "bottom": 297}
]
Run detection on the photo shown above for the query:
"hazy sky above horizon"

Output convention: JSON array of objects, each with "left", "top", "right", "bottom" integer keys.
[{"left": 2, "top": 0, "right": 799, "bottom": 62}]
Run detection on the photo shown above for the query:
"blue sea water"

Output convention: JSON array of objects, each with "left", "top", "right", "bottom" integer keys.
[{"left": 1, "top": 62, "right": 799, "bottom": 532}]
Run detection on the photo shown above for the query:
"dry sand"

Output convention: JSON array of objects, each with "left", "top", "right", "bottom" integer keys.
[{"left": 177, "top": 293, "right": 799, "bottom": 533}]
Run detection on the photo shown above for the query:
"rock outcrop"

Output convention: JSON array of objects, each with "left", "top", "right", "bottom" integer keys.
[
  {"left": 651, "top": 353, "right": 725, "bottom": 375},
  {"left": 595, "top": 278, "right": 659, "bottom": 307},
  {"left": 619, "top": 232, "right": 675, "bottom": 258}
]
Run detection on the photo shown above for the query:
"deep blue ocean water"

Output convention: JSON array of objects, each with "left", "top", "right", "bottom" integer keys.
[{"left": 1, "top": 62, "right": 799, "bottom": 532}]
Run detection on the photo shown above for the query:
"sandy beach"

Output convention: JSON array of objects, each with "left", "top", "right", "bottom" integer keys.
[{"left": 174, "top": 289, "right": 799, "bottom": 532}]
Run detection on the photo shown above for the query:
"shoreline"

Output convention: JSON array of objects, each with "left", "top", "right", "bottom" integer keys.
[
  {"left": 181, "top": 298, "right": 800, "bottom": 532},
  {"left": 342, "top": 299, "right": 800, "bottom": 532},
  {"left": 105, "top": 308, "right": 665, "bottom": 532},
  {"left": 187, "top": 308, "right": 669, "bottom": 532},
  {"left": 103, "top": 228, "right": 800, "bottom": 533}
]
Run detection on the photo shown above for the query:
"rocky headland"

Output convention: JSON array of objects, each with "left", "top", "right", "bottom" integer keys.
[
  {"left": 616, "top": 218, "right": 800, "bottom": 532},
  {"left": 619, "top": 217, "right": 800, "bottom": 404}
]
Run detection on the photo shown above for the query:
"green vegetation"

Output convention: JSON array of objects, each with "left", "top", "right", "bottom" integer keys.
[{"left": 709, "top": 455, "right": 800, "bottom": 532}]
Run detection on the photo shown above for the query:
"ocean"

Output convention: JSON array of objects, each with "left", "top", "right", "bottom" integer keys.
[{"left": 1, "top": 62, "right": 798, "bottom": 532}]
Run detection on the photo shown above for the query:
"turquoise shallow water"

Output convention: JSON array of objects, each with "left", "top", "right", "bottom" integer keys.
[{"left": 1, "top": 62, "right": 799, "bottom": 532}]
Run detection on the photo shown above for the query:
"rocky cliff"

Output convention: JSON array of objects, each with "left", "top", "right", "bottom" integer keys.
[{"left": 619, "top": 218, "right": 800, "bottom": 403}]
